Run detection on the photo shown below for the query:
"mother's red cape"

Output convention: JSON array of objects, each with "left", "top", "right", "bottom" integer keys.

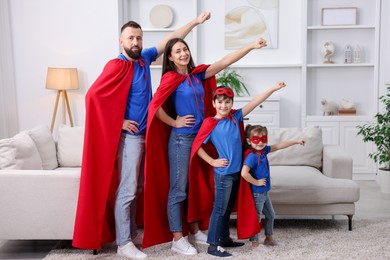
[
  {"left": 72, "top": 59, "right": 135, "bottom": 250},
  {"left": 143, "top": 64, "right": 216, "bottom": 248}
]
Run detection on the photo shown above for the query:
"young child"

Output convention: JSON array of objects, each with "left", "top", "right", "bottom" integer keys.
[
  {"left": 189, "top": 82, "right": 286, "bottom": 257},
  {"left": 240, "top": 124, "right": 305, "bottom": 250}
]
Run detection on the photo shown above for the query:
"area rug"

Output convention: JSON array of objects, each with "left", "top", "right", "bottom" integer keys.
[{"left": 44, "top": 218, "right": 390, "bottom": 259}]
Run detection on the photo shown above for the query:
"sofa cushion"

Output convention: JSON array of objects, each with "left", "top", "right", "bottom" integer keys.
[
  {"left": 28, "top": 125, "right": 58, "bottom": 170},
  {"left": 0, "top": 132, "right": 43, "bottom": 170},
  {"left": 267, "top": 127, "right": 323, "bottom": 169},
  {"left": 57, "top": 126, "right": 84, "bottom": 167},
  {"left": 269, "top": 166, "right": 360, "bottom": 204}
]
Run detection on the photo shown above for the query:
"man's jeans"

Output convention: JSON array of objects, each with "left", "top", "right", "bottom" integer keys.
[
  {"left": 249, "top": 191, "right": 275, "bottom": 242},
  {"left": 115, "top": 134, "right": 145, "bottom": 246},
  {"left": 207, "top": 172, "right": 240, "bottom": 245},
  {"left": 167, "top": 131, "right": 196, "bottom": 232}
]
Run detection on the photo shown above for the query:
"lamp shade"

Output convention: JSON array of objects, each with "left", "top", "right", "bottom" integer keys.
[{"left": 46, "top": 67, "right": 79, "bottom": 90}]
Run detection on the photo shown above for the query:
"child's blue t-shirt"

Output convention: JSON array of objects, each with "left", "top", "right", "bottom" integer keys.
[
  {"left": 170, "top": 72, "right": 206, "bottom": 134},
  {"left": 204, "top": 109, "right": 243, "bottom": 175},
  {"left": 118, "top": 47, "right": 157, "bottom": 135},
  {"left": 243, "top": 145, "right": 271, "bottom": 193}
]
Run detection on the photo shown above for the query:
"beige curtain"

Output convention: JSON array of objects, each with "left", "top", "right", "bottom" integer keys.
[{"left": 0, "top": 0, "right": 19, "bottom": 139}]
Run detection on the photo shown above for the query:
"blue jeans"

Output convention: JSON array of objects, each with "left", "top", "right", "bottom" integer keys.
[
  {"left": 167, "top": 131, "right": 196, "bottom": 232},
  {"left": 115, "top": 134, "right": 145, "bottom": 246},
  {"left": 249, "top": 191, "right": 275, "bottom": 242},
  {"left": 207, "top": 172, "right": 240, "bottom": 245}
]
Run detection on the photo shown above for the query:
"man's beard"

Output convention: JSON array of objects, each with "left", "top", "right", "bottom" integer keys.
[{"left": 124, "top": 46, "right": 142, "bottom": 60}]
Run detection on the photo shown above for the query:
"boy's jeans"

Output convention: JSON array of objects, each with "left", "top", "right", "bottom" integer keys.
[{"left": 207, "top": 172, "right": 240, "bottom": 245}]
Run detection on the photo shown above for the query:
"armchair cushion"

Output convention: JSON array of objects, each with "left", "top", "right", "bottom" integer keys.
[{"left": 28, "top": 125, "right": 58, "bottom": 170}]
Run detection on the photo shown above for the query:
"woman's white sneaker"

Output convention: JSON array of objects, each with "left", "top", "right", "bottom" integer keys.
[
  {"left": 117, "top": 242, "right": 147, "bottom": 259},
  {"left": 188, "top": 230, "right": 209, "bottom": 245},
  {"left": 171, "top": 237, "right": 198, "bottom": 255}
]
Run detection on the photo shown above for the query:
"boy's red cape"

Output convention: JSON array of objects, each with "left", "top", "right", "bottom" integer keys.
[
  {"left": 187, "top": 114, "right": 261, "bottom": 240},
  {"left": 143, "top": 64, "right": 216, "bottom": 248},
  {"left": 72, "top": 59, "right": 140, "bottom": 250}
]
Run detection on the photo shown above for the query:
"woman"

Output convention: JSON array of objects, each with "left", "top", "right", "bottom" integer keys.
[{"left": 143, "top": 37, "right": 267, "bottom": 254}]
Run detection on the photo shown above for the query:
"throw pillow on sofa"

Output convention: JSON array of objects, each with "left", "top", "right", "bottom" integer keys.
[
  {"left": 28, "top": 125, "right": 58, "bottom": 170},
  {"left": 57, "top": 126, "right": 84, "bottom": 167},
  {"left": 0, "top": 131, "right": 43, "bottom": 170},
  {"left": 267, "top": 127, "right": 323, "bottom": 169}
]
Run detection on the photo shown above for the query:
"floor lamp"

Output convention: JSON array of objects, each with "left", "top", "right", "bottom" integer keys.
[{"left": 46, "top": 67, "right": 79, "bottom": 132}]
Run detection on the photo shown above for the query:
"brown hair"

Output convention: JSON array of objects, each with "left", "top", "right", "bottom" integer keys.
[{"left": 120, "top": 21, "right": 142, "bottom": 33}]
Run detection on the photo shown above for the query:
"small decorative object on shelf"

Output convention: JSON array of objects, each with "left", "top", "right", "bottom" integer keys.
[
  {"left": 321, "top": 99, "right": 338, "bottom": 116},
  {"left": 354, "top": 45, "right": 361, "bottom": 63},
  {"left": 339, "top": 99, "right": 356, "bottom": 115},
  {"left": 344, "top": 45, "right": 353, "bottom": 63},
  {"left": 323, "top": 41, "right": 335, "bottom": 64}
]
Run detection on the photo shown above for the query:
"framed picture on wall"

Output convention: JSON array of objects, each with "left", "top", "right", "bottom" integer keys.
[{"left": 322, "top": 7, "right": 358, "bottom": 26}]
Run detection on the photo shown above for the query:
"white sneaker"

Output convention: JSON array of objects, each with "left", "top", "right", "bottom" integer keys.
[
  {"left": 188, "top": 230, "right": 209, "bottom": 245},
  {"left": 171, "top": 237, "right": 198, "bottom": 255},
  {"left": 117, "top": 242, "right": 147, "bottom": 259},
  {"left": 132, "top": 232, "right": 143, "bottom": 246}
]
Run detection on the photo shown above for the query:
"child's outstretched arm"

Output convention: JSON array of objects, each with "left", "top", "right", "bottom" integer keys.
[
  {"left": 242, "top": 81, "right": 286, "bottom": 117},
  {"left": 197, "top": 147, "right": 229, "bottom": 168},
  {"left": 241, "top": 165, "right": 267, "bottom": 187},
  {"left": 270, "top": 139, "right": 305, "bottom": 153}
]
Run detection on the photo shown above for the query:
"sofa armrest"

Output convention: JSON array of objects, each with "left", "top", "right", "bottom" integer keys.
[{"left": 322, "top": 145, "right": 353, "bottom": 179}]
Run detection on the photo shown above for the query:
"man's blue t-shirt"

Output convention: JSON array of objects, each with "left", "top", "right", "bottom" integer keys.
[
  {"left": 204, "top": 109, "right": 243, "bottom": 175},
  {"left": 118, "top": 47, "right": 157, "bottom": 135},
  {"left": 170, "top": 72, "right": 206, "bottom": 134},
  {"left": 243, "top": 145, "right": 271, "bottom": 193}
]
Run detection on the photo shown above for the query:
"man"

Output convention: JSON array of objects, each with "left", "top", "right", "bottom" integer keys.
[{"left": 72, "top": 12, "right": 211, "bottom": 259}]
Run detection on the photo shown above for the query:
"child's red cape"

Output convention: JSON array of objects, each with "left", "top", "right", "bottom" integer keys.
[
  {"left": 236, "top": 149, "right": 263, "bottom": 239},
  {"left": 72, "top": 59, "right": 137, "bottom": 250},
  {"left": 143, "top": 64, "right": 216, "bottom": 248},
  {"left": 187, "top": 114, "right": 261, "bottom": 240}
]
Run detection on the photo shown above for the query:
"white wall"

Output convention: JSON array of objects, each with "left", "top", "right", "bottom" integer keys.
[
  {"left": 9, "top": 0, "right": 119, "bottom": 133},
  {"left": 8, "top": 0, "right": 389, "bottom": 132}
]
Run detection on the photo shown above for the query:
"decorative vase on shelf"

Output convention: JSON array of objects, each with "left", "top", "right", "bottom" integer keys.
[
  {"left": 344, "top": 44, "right": 353, "bottom": 63},
  {"left": 323, "top": 41, "right": 335, "bottom": 64},
  {"left": 354, "top": 45, "right": 362, "bottom": 63}
]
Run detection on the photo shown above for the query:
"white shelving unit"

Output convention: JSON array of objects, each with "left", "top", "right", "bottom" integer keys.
[{"left": 302, "top": 0, "right": 381, "bottom": 179}]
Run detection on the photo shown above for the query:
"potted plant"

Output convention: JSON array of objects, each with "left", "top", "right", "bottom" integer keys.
[
  {"left": 216, "top": 68, "right": 250, "bottom": 96},
  {"left": 357, "top": 83, "right": 390, "bottom": 193}
]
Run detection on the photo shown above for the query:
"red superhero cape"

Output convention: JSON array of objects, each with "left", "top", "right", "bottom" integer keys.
[
  {"left": 236, "top": 149, "right": 262, "bottom": 239},
  {"left": 72, "top": 59, "right": 135, "bottom": 250},
  {"left": 143, "top": 64, "right": 216, "bottom": 248},
  {"left": 187, "top": 112, "right": 250, "bottom": 227}
]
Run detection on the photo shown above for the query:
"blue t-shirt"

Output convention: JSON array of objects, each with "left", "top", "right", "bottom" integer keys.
[
  {"left": 243, "top": 145, "right": 271, "bottom": 193},
  {"left": 170, "top": 72, "right": 206, "bottom": 134},
  {"left": 204, "top": 109, "right": 243, "bottom": 175},
  {"left": 118, "top": 47, "right": 157, "bottom": 135}
]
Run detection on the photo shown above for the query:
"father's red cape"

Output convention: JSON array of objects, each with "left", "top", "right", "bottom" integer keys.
[
  {"left": 72, "top": 59, "right": 135, "bottom": 250},
  {"left": 143, "top": 64, "right": 216, "bottom": 248}
]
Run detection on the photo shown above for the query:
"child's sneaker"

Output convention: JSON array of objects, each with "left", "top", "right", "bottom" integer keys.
[
  {"left": 207, "top": 245, "right": 232, "bottom": 258},
  {"left": 171, "top": 237, "right": 198, "bottom": 255},
  {"left": 117, "top": 242, "right": 147, "bottom": 259},
  {"left": 263, "top": 238, "right": 279, "bottom": 246},
  {"left": 188, "top": 230, "right": 209, "bottom": 245}
]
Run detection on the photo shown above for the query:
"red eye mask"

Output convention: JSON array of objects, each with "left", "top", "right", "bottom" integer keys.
[
  {"left": 214, "top": 88, "right": 234, "bottom": 98},
  {"left": 250, "top": 135, "right": 268, "bottom": 144}
]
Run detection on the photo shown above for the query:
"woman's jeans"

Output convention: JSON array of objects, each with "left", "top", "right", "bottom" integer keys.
[
  {"left": 249, "top": 191, "right": 275, "bottom": 242},
  {"left": 115, "top": 134, "right": 145, "bottom": 246},
  {"left": 207, "top": 172, "right": 240, "bottom": 245},
  {"left": 167, "top": 131, "right": 196, "bottom": 232}
]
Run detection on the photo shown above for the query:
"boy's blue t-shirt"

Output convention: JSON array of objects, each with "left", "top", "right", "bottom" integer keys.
[
  {"left": 118, "top": 47, "right": 157, "bottom": 135},
  {"left": 204, "top": 109, "right": 243, "bottom": 175},
  {"left": 170, "top": 72, "right": 206, "bottom": 134},
  {"left": 243, "top": 145, "right": 271, "bottom": 193}
]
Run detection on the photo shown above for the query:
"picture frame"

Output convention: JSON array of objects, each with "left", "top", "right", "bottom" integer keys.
[{"left": 321, "top": 7, "right": 358, "bottom": 26}]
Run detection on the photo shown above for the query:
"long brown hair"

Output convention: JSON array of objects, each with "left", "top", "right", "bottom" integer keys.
[{"left": 161, "top": 38, "right": 195, "bottom": 76}]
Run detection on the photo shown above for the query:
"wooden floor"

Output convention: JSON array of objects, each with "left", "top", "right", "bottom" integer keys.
[{"left": 1, "top": 180, "right": 390, "bottom": 260}]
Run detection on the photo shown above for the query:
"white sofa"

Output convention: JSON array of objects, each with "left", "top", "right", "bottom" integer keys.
[{"left": 0, "top": 126, "right": 359, "bottom": 240}]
